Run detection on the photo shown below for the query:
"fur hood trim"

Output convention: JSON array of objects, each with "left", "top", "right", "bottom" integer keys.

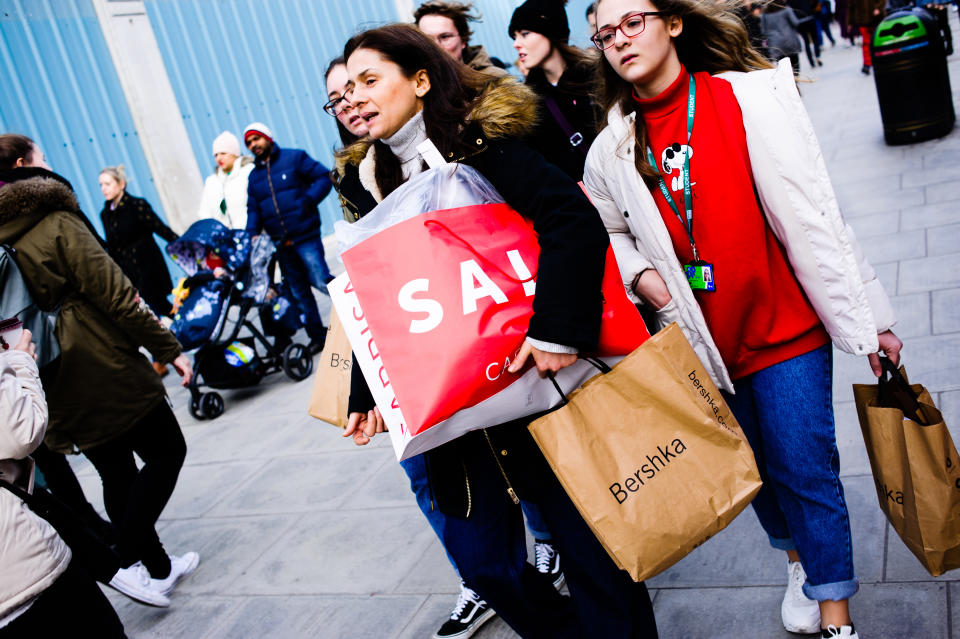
[
  {"left": 0, "top": 174, "right": 80, "bottom": 229},
  {"left": 335, "top": 76, "right": 539, "bottom": 173}
]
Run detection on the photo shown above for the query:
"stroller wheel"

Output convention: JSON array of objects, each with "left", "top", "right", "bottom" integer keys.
[
  {"left": 282, "top": 343, "right": 314, "bottom": 381},
  {"left": 189, "top": 395, "right": 207, "bottom": 420},
  {"left": 201, "top": 392, "right": 225, "bottom": 419}
]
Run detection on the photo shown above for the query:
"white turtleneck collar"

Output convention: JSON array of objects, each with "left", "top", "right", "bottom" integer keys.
[{"left": 382, "top": 109, "right": 428, "bottom": 180}]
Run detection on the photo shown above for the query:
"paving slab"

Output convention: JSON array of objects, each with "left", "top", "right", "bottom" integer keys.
[
  {"left": 858, "top": 229, "right": 926, "bottom": 265},
  {"left": 933, "top": 289, "right": 960, "bottom": 334},
  {"left": 651, "top": 586, "right": 793, "bottom": 639},
  {"left": 928, "top": 223, "right": 960, "bottom": 257},
  {"left": 887, "top": 292, "right": 932, "bottom": 339},
  {"left": 150, "top": 515, "right": 303, "bottom": 596},
  {"left": 900, "top": 199, "right": 960, "bottom": 230},
  {"left": 206, "top": 450, "right": 393, "bottom": 517},
  {"left": 202, "top": 595, "right": 427, "bottom": 639},
  {"left": 849, "top": 582, "right": 949, "bottom": 639},
  {"left": 232, "top": 508, "right": 435, "bottom": 596},
  {"left": 846, "top": 209, "right": 900, "bottom": 239},
  {"left": 900, "top": 254, "right": 960, "bottom": 294}
]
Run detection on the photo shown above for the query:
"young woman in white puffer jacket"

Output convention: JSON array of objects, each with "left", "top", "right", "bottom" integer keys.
[
  {"left": 0, "top": 330, "right": 125, "bottom": 637},
  {"left": 583, "top": 0, "right": 902, "bottom": 637}
]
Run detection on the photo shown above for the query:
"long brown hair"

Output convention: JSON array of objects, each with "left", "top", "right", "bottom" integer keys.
[
  {"left": 343, "top": 24, "right": 491, "bottom": 198},
  {"left": 595, "top": 0, "right": 772, "bottom": 185}
]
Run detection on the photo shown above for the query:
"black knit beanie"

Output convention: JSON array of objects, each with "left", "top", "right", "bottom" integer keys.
[{"left": 508, "top": 0, "right": 570, "bottom": 42}]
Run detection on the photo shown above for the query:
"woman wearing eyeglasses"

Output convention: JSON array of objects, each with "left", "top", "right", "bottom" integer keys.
[
  {"left": 509, "top": 0, "right": 599, "bottom": 181},
  {"left": 583, "top": 1, "right": 901, "bottom": 637},
  {"left": 335, "top": 24, "right": 658, "bottom": 639}
]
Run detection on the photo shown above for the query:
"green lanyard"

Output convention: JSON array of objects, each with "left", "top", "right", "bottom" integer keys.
[{"left": 646, "top": 74, "right": 699, "bottom": 261}]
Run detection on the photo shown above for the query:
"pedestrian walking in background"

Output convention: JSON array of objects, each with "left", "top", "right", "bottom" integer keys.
[
  {"left": 848, "top": 0, "right": 885, "bottom": 72},
  {"left": 99, "top": 164, "right": 178, "bottom": 376},
  {"left": 0, "top": 134, "right": 117, "bottom": 546},
  {"left": 0, "top": 330, "right": 126, "bottom": 638},
  {"left": 834, "top": 0, "right": 856, "bottom": 44},
  {"left": 196, "top": 131, "right": 254, "bottom": 230},
  {"left": 0, "top": 137, "right": 200, "bottom": 610},
  {"left": 585, "top": 0, "right": 902, "bottom": 636},
  {"left": 99, "top": 165, "right": 178, "bottom": 319},
  {"left": 243, "top": 122, "right": 334, "bottom": 354},
  {"left": 762, "top": 0, "right": 804, "bottom": 74},
  {"left": 337, "top": 24, "right": 658, "bottom": 639},
  {"left": 790, "top": 0, "right": 825, "bottom": 67},
  {"left": 510, "top": 0, "right": 601, "bottom": 181},
  {"left": 414, "top": 1, "right": 508, "bottom": 77},
  {"left": 816, "top": 0, "right": 838, "bottom": 47}
]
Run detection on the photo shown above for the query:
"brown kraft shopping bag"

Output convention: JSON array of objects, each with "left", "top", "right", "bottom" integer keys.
[
  {"left": 853, "top": 360, "right": 960, "bottom": 576},
  {"left": 308, "top": 309, "right": 352, "bottom": 428},
  {"left": 529, "top": 323, "right": 763, "bottom": 582}
]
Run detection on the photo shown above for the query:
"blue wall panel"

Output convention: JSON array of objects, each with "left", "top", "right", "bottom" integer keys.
[
  {"left": 144, "top": 0, "right": 404, "bottom": 233},
  {"left": 0, "top": 0, "right": 168, "bottom": 235}
]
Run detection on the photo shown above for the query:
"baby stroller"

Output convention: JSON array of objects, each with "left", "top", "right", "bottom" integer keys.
[{"left": 166, "top": 219, "right": 313, "bottom": 420}]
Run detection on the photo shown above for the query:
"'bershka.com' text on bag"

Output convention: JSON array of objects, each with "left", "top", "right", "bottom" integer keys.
[{"left": 529, "top": 323, "right": 763, "bottom": 582}]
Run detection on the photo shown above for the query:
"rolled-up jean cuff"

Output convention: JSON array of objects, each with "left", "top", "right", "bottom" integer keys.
[
  {"left": 803, "top": 577, "right": 859, "bottom": 602},
  {"left": 768, "top": 535, "right": 795, "bottom": 551}
]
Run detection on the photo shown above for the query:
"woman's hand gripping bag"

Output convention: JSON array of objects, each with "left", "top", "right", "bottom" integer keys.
[{"left": 329, "top": 164, "right": 648, "bottom": 460}]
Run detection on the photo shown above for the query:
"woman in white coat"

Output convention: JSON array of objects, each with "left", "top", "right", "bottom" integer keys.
[
  {"left": 196, "top": 131, "right": 254, "bottom": 230},
  {"left": 0, "top": 330, "right": 125, "bottom": 637},
  {"left": 583, "top": 0, "right": 901, "bottom": 637}
]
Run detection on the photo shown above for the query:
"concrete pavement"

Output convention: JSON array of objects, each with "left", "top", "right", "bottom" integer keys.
[{"left": 69, "top": 16, "right": 960, "bottom": 638}]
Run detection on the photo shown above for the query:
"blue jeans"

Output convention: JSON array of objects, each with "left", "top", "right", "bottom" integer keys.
[
  {"left": 399, "top": 455, "right": 552, "bottom": 575},
  {"left": 438, "top": 441, "right": 657, "bottom": 638},
  {"left": 722, "top": 345, "right": 858, "bottom": 602},
  {"left": 275, "top": 236, "right": 332, "bottom": 341}
]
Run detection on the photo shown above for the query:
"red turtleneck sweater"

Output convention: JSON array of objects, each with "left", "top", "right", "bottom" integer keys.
[{"left": 634, "top": 67, "right": 829, "bottom": 379}]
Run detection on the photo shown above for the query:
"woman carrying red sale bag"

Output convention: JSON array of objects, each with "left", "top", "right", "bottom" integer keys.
[
  {"left": 336, "top": 24, "right": 658, "bottom": 639},
  {"left": 583, "top": 1, "right": 902, "bottom": 637}
]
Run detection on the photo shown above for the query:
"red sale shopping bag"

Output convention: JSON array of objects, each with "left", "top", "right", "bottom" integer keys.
[{"left": 330, "top": 164, "right": 648, "bottom": 459}]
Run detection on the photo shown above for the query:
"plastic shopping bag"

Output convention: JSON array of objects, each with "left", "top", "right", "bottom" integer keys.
[{"left": 330, "top": 164, "right": 648, "bottom": 460}]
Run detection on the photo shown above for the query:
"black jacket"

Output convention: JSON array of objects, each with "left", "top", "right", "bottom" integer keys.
[
  {"left": 524, "top": 60, "right": 600, "bottom": 182},
  {"left": 334, "top": 78, "right": 609, "bottom": 517},
  {"left": 100, "top": 193, "right": 178, "bottom": 316}
]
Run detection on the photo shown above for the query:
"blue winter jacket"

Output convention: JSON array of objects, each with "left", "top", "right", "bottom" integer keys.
[{"left": 245, "top": 145, "right": 332, "bottom": 245}]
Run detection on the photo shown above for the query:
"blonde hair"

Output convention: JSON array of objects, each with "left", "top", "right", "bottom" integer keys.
[
  {"left": 594, "top": 0, "right": 772, "bottom": 185},
  {"left": 99, "top": 164, "right": 127, "bottom": 186}
]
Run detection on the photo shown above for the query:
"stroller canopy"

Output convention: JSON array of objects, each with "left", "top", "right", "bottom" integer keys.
[{"left": 167, "top": 219, "right": 250, "bottom": 276}]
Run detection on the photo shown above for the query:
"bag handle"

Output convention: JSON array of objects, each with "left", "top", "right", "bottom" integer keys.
[
  {"left": 545, "top": 357, "right": 612, "bottom": 406},
  {"left": 423, "top": 219, "right": 538, "bottom": 284},
  {"left": 877, "top": 357, "right": 928, "bottom": 425},
  {"left": 543, "top": 96, "right": 589, "bottom": 158}
]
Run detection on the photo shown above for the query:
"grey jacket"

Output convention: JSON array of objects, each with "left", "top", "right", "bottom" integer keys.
[{"left": 762, "top": 7, "right": 803, "bottom": 57}]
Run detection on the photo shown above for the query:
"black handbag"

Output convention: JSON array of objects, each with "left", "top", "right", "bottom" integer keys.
[{"left": 0, "top": 476, "right": 121, "bottom": 583}]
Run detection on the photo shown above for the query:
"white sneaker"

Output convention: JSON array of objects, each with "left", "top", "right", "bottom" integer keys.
[
  {"left": 154, "top": 551, "right": 200, "bottom": 595},
  {"left": 781, "top": 561, "right": 821, "bottom": 634},
  {"left": 822, "top": 624, "right": 859, "bottom": 638},
  {"left": 107, "top": 562, "right": 171, "bottom": 607}
]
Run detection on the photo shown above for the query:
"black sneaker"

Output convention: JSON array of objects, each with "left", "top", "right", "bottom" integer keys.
[
  {"left": 433, "top": 582, "right": 496, "bottom": 639},
  {"left": 534, "top": 539, "right": 564, "bottom": 588},
  {"left": 306, "top": 328, "right": 328, "bottom": 355}
]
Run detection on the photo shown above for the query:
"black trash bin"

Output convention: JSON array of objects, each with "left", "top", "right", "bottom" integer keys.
[{"left": 872, "top": 8, "right": 955, "bottom": 145}]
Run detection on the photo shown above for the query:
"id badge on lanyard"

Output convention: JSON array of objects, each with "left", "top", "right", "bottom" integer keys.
[{"left": 646, "top": 74, "right": 715, "bottom": 292}]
